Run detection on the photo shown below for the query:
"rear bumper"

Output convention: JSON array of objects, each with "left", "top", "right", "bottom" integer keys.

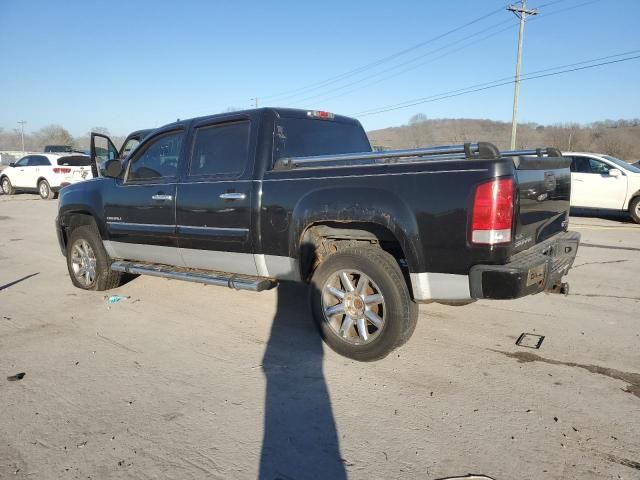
[{"left": 469, "top": 231, "right": 580, "bottom": 299}]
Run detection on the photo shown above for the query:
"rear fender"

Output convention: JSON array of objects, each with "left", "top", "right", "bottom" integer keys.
[{"left": 289, "top": 186, "right": 422, "bottom": 271}]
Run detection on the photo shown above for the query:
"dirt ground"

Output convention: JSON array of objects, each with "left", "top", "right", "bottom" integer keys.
[{"left": 1, "top": 194, "right": 639, "bottom": 480}]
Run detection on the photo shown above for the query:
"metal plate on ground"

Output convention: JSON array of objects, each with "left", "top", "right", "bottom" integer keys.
[{"left": 516, "top": 332, "right": 545, "bottom": 349}]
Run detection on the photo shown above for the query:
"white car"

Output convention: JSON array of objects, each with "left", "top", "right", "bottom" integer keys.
[
  {"left": 0, "top": 153, "right": 94, "bottom": 200},
  {"left": 565, "top": 151, "right": 640, "bottom": 223}
]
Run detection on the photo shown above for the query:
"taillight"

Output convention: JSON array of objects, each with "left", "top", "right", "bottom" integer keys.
[
  {"left": 53, "top": 167, "right": 72, "bottom": 174},
  {"left": 470, "top": 177, "right": 514, "bottom": 245}
]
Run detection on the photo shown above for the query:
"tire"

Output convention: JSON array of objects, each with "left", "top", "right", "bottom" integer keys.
[
  {"left": 309, "top": 246, "right": 418, "bottom": 362},
  {"left": 38, "top": 179, "right": 55, "bottom": 200},
  {"left": 1, "top": 176, "right": 14, "bottom": 195},
  {"left": 66, "top": 225, "right": 123, "bottom": 291},
  {"left": 630, "top": 197, "right": 640, "bottom": 224}
]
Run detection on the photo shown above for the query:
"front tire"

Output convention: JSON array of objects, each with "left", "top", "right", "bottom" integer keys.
[
  {"left": 309, "top": 246, "right": 418, "bottom": 362},
  {"left": 66, "top": 225, "right": 123, "bottom": 291},
  {"left": 630, "top": 197, "right": 640, "bottom": 224},
  {"left": 1, "top": 177, "right": 14, "bottom": 195},
  {"left": 38, "top": 179, "right": 55, "bottom": 200}
]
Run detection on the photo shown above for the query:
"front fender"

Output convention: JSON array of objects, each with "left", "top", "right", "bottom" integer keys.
[
  {"left": 58, "top": 180, "right": 108, "bottom": 238},
  {"left": 289, "top": 185, "right": 423, "bottom": 271}
]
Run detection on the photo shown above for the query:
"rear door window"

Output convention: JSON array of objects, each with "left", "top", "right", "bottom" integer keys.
[
  {"left": 29, "top": 156, "right": 51, "bottom": 166},
  {"left": 188, "top": 121, "right": 250, "bottom": 178}
]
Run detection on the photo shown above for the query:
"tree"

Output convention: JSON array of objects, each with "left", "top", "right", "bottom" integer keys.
[{"left": 34, "top": 124, "right": 74, "bottom": 150}]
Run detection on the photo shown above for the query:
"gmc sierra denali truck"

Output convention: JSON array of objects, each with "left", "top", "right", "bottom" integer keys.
[{"left": 56, "top": 108, "right": 579, "bottom": 361}]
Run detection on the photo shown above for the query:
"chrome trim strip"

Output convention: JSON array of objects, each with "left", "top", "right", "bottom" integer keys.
[
  {"left": 103, "top": 241, "right": 185, "bottom": 266},
  {"left": 264, "top": 255, "right": 300, "bottom": 281},
  {"left": 107, "top": 221, "right": 172, "bottom": 228},
  {"left": 176, "top": 225, "right": 249, "bottom": 232},
  {"left": 410, "top": 272, "right": 471, "bottom": 302}
]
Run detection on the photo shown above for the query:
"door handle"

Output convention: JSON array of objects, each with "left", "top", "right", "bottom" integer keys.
[
  {"left": 151, "top": 194, "right": 173, "bottom": 201},
  {"left": 573, "top": 178, "right": 584, "bottom": 182},
  {"left": 219, "top": 192, "right": 246, "bottom": 200}
]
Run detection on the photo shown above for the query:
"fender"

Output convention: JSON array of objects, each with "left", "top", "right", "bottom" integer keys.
[
  {"left": 288, "top": 185, "right": 423, "bottom": 272},
  {"left": 58, "top": 180, "right": 108, "bottom": 239}
]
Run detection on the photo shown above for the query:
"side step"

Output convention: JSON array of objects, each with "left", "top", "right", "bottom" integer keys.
[{"left": 110, "top": 261, "right": 277, "bottom": 292}]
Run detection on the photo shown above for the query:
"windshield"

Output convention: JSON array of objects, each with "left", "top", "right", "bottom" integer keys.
[
  {"left": 273, "top": 117, "right": 371, "bottom": 162},
  {"left": 603, "top": 155, "right": 640, "bottom": 173}
]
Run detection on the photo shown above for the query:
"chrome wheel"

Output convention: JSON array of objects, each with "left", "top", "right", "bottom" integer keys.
[
  {"left": 635, "top": 201, "right": 640, "bottom": 218},
  {"left": 321, "top": 269, "right": 385, "bottom": 345},
  {"left": 2, "top": 178, "right": 9, "bottom": 193},
  {"left": 39, "top": 181, "right": 49, "bottom": 198},
  {"left": 70, "top": 239, "right": 97, "bottom": 287}
]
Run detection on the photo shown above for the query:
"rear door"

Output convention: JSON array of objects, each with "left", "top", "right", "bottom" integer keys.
[
  {"left": 176, "top": 118, "right": 255, "bottom": 274},
  {"left": 570, "top": 155, "right": 627, "bottom": 209},
  {"left": 102, "top": 130, "right": 185, "bottom": 265},
  {"left": 28, "top": 155, "right": 52, "bottom": 187}
]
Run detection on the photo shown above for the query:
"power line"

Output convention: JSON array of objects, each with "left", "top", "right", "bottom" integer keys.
[
  {"left": 288, "top": 18, "right": 517, "bottom": 106},
  {"left": 258, "top": 4, "right": 510, "bottom": 102},
  {"left": 290, "top": 0, "right": 602, "bottom": 108},
  {"left": 351, "top": 52, "right": 640, "bottom": 117}
]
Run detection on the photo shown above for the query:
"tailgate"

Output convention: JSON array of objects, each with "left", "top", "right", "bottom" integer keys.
[
  {"left": 510, "top": 152, "right": 572, "bottom": 254},
  {"left": 57, "top": 156, "right": 94, "bottom": 181}
]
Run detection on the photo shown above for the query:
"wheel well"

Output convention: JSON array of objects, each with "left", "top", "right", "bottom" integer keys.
[
  {"left": 59, "top": 212, "right": 98, "bottom": 251},
  {"left": 299, "top": 222, "right": 407, "bottom": 281},
  {"left": 37, "top": 177, "right": 49, "bottom": 186}
]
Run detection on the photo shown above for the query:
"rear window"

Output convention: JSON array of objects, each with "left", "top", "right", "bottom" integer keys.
[
  {"left": 57, "top": 156, "right": 92, "bottom": 166},
  {"left": 273, "top": 117, "right": 371, "bottom": 162}
]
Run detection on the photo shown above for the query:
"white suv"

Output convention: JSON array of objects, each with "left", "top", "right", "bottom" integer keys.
[
  {"left": 1, "top": 153, "right": 94, "bottom": 200},
  {"left": 565, "top": 152, "right": 640, "bottom": 223}
]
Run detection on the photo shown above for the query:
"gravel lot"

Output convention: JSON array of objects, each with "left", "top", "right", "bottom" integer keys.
[{"left": 1, "top": 194, "right": 639, "bottom": 480}]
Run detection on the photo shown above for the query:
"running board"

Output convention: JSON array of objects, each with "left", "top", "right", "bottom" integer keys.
[{"left": 110, "top": 261, "right": 277, "bottom": 292}]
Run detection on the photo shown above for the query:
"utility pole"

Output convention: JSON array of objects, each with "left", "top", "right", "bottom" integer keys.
[
  {"left": 507, "top": 0, "right": 538, "bottom": 150},
  {"left": 17, "top": 121, "right": 27, "bottom": 154},
  {"left": 250, "top": 97, "right": 259, "bottom": 108}
]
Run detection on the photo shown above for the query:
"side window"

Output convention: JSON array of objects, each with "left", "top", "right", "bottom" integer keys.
[
  {"left": 588, "top": 158, "right": 612, "bottom": 175},
  {"left": 188, "top": 121, "right": 250, "bottom": 178},
  {"left": 30, "top": 156, "right": 51, "bottom": 166},
  {"left": 121, "top": 137, "right": 141, "bottom": 158},
  {"left": 14, "top": 157, "right": 30, "bottom": 167},
  {"left": 127, "top": 131, "right": 183, "bottom": 181},
  {"left": 571, "top": 156, "right": 592, "bottom": 173}
]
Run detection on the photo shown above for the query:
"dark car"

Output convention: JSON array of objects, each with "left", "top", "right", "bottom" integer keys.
[{"left": 56, "top": 108, "right": 579, "bottom": 361}]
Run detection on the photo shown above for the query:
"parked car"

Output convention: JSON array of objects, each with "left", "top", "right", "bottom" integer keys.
[
  {"left": 565, "top": 151, "right": 640, "bottom": 223},
  {"left": 44, "top": 145, "right": 73, "bottom": 153},
  {"left": 56, "top": 108, "right": 579, "bottom": 361},
  {"left": 1, "top": 153, "right": 94, "bottom": 199}
]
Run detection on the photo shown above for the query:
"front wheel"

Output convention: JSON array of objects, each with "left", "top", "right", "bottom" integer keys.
[
  {"left": 309, "top": 246, "right": 418, "bottom": 362},
  {"left": 1, "top": 177, "right": 14, "bottom": 195},
  {"left": 630, "top": 197, "right": 640, "bottom": 224},
  {"left": 66, "top": 225, "right": 123, "bottom": 291}
]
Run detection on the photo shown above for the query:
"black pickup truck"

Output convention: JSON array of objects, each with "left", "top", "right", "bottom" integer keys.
[{"left": 56, "top": 108, "right": 579, "bottom": 361}]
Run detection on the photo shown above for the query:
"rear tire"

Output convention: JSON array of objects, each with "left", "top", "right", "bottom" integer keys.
[
  {"left": 630, "top": 197, "right": 640, "bottom": 224},
  {"left": 1, "top": 177, "right": 14, "bottom": 195},
  {"left": 38, "top": 179, "right": 55, "bottom": 200},
  {"left": 66, "top": 225, "right": 123, "bottom": 291},
  {"left": 309, "top": 246, "right": 418, "bottom": 362}
]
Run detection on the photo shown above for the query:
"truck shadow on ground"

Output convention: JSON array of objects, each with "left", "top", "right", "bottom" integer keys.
[{"left": 259, "top": 281, "right": 347, "bottom": 480}]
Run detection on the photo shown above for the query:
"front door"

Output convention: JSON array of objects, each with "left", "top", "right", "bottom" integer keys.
[
  {"left": 176, "top": 118, "right": 255, "bottom": 274},
  {"left": 10, "top": 156, "right": 31, "bottom": 188},
  {"left": 570, "top": 156, "right": 627, "bottom": 209},
  {"left": 101, "top": 130, "right": 185, "bottom": 266}
]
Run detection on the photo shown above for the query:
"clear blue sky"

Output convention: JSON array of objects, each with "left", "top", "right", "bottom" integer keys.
[{"left": 1, "top": 0, "right": 639, "bottom": 136}]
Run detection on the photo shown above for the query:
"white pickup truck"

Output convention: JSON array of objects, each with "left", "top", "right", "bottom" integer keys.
[
  {"left": 1, "top": 153, "right": 94, "bottom": 199},
  {"left": 567, "top": 152, "right": 640, "bottom": 223}
]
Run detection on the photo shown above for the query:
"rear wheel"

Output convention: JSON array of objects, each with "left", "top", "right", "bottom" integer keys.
[
  {"left": 66, "top": 225, "right": 123, "bottom": 291},
  {"left": 1, "top": 177, "right": 14, "bottom": 195},
  {"left": 309, "top": 246, "right": 418, "bottom": 362},
  {"left": 38, "top": 179, "right": 55, "bottom": 200},
  {"left": 630, "top": 197, "right": 640, "bottom": 224}
]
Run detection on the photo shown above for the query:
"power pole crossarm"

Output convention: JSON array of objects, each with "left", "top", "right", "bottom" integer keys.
[{"left": 508, "top": 0, "right": 538, "bottom": 150}]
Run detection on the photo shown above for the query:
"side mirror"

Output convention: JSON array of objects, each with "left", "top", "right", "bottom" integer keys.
[
  {"left": 609, "top": 168, "right": 622, "bottom": 177},
  {"left": 9, "top": 162, "right": 15, "bottom": 167},
  {"left": 103, "top": 159, "right": 124, "bottom": 178}
]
